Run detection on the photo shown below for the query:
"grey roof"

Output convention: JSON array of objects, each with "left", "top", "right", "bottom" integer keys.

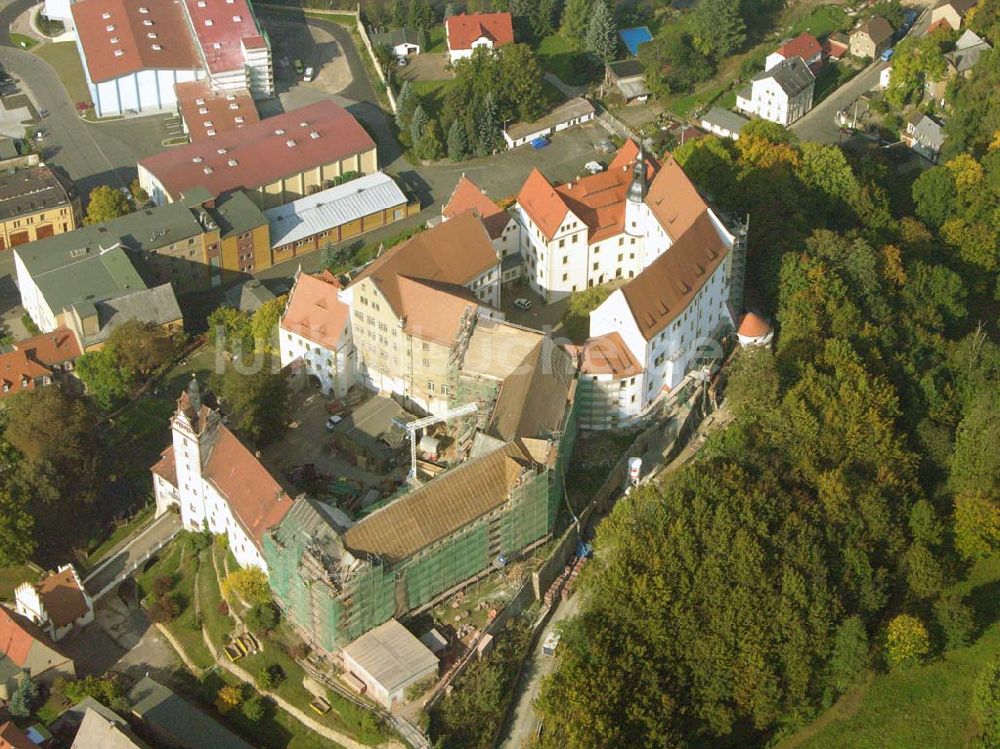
[
  {"left": 737, "top": 82, "right": 753, "bottom": 100},
  {"left": 265, "top": 173, "right": 407, "bottom": 247},
  {"left": 71, "top": 706, "right": 150, "bottom": 749},
  {"left": 0, "top": 164, "right": 76, "bottom": 222},
  {"left": 947, "top": 30, "right": 991, "bottom": 72},
  {"left": 337, "top": 394, "right": 410, "bottom": 448},
  {"left": 908, "top": 113, "right": 945, "bottom": 150},
  {"left": 606, "top": 59, "right": 645, "bottom": 80},
  {"left": 617, "top": 78, "right": 651, "bottom": 99},
  {"left": 225, "top": 279, "right": 275, "bottom": 313},
  {"left": 209, "top": 189, "right": 268, "bottom": 238},
  {"left": 372, "top": 27, "right": 420, "bottom": 48},
  {"left": 701, "top": 107, "right": 750, "bottom": 135},
  {"left": 78, "top": 283, "right": 183, "bottom": 348},
  {"left": 342, "top": 618, "right": 438, "bottom": 693},
  {"left": 129, "top": 677, "right": 254, "bottom": 749},
  {"left": 505, "top": 97, "right": 596, "bottom": 140},
  {"left": 0, "top": 138, "right": 19, "bottom": 161},
  {"left": 754, "top": 55, "right": 814, "bottom": 96}
]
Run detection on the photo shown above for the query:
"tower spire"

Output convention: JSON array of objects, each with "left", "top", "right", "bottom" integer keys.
[
  {"left": 627, "top": 142, "right": 648, "bottom": 203},
  {"left": 187, "top": 375, "right": 201, "bottom": 413}
]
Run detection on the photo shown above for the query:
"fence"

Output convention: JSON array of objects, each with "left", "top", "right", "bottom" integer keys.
[{"left": 353, "top": 7, "right": 398, "bottom": 113}]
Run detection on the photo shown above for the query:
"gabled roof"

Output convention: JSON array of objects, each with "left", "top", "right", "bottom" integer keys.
[
  {"left": 36, "top": 566, "right": 90, "bottom": 628},
  {"left": 15, "top": 328, "right": 82, "bottom": 366},
  {"left": 446, "top": 12, "right": 514, "bottom": 51},
  {"left": 442, "top": 175, "right": 509, "bottom": 239},
  {"left": 505, "top": 97, "right": 595, "bottom": 141},
  {"left": 281, "top": 271, "right": 349, "bottom": 350},
  {"left": 775, "top": 32, "right": 822, "bottom": 61},
  {"left": 947, "top": 30, "right": 991, "bottom": 72},
  {"left": 620, "top": 210, "right": 731, "bottom": 340},
  {"left": 489, "top": 337, "right": 575, "bottom": 443},
  {"left": 130, "top": 677, "right": 254, "bottom": 749},
  {"left": 0, "top": 350, "right": 51, "bottom": 397},
  {"left": 0, "top": 605, "right": 68, "bottom": 669},
  {"left": 77, "top": 283, "right": 183, "bottom": 348},
  {"left": 580, "top": 332, "right": 643, "bottom": 377},
  {"left": 753, "top": 55, "right": 815, "bottom": 96},
  {"left": 70, "top": 707, "right": 150, "bottom": 749},
  {"left": 606, "top": 59, "right": 645, "bottom": 80},
  {"left": 371, "top": 27, "right": 420, "bottom": 48},
  {"left": 0, "top": 164, "right": 76, "bottom": 222},
  {"left": 341, "top": 619, "right": 437, "bottom": 692},
  {"left": 935, "top": 0, "right": 978, "bottom": 13},
  {"left": 856, "top": 15, "right": 894, "bottom": 44},
  {"left": 182, "top": 0, "right": 267, "bottom": 75},
  {"left": 174, "top": 81, "right": 260, "bottom": 142},
  {"left": 643, "top": 155, "right": 712, "bottom": 241}
]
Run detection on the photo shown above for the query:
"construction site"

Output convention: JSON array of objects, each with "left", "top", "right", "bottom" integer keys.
[{"left": 263, "top": 321, "right": 580, "bottom": 660}]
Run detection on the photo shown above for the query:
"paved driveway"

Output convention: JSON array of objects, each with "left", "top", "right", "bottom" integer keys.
[{"left": 83, "top": 511, "right": 181, "bottom": 598}]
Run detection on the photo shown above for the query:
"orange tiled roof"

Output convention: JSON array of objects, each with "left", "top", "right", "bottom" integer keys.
[
  {"left": 446, "top": 12, "right": 514, "bottom": 51},
  {"left": 580, "top": 332, "right": 643, "bottom": 377},
  {"left": 0, "top": 606, "right": 63, "bottom": 668},
  {"left": 281, "top": 271, "right": 349, "bottom": 350},
  {"left": 443, "top": 175, "right": 509, "bottom": 239},
  {"left": 738, "top": 312, "right": 771, "bottom": 337},
  {"left": 0, "top": 350, "right": 51, "bottom": 398},
  {"left": 14, "top": 327, "right": 82, "bottom": 365}
]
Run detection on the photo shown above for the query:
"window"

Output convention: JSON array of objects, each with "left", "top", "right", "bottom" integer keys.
[
  {"left": 559, "top": 239, "right": 565, "bottom": 248},
  {"left": 562, "top": 256, "right": 568, "bottom": 264},
  {"left": 427, "top": 381, "right": 435, "bottom": 391},
  {"left": 422, "top": 358, "right": 430, "bottom": 368},
  {"left": 592, "top": 261, "right": 598, "bottom": 270},
  {"left": 562, "top": 273, "right": 568, "bottom": 281}
]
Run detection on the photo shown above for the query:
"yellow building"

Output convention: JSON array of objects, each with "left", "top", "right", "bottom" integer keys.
[{"left": 0, "top": 164, "right": 81, "bottom": 250}]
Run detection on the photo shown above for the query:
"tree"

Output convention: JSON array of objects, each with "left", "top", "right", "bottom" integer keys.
[
  {"left": 409, "top": 104, "right": 429, "bottom": 149},
  {"left": 829, "top": 617, "right": 870, "bottom": 693},
  {"left": 476, "top": 91, "right": 501, "bottom": 155},
  {"left": 222, "top": 567, "right": 271, "bottom": 605},
  {"left": 257, "top": 663, "right": 286, "bottom": 690},
  {"left": 395, "top": 80, "right": 416, "bottom": 131},
  {"left": 129, "top": 177, "right": 149, "bottom": 205},
  {"left": 85, "top": 185, "right": 131, "bottom": 225},
  {"left": 909, "top": 499, "right": 944, "bottom": 546},
  {"left": 415, "top": 118, "right": 444, "bottom": 161},
  {"left": 444, "top": 2, "right": 455, "bottom": 19},
  {"left": 212, "top": 359, "right": 290, "bottom": 447},
  {"left": 391, "top": 0, "right": 405, "bottom": 27},
  {"left": 242, "top": 693, "right": 266, "bottom": 722},
  {"left": 691, "top": 0, "right": 746, "bottom": 59},
  {"left": 974, "top": 655, "right": 1000, "bottom": 748},
  {"left": 912, "top": 166, "right": 957, "bottom": 227},
  {"left": 107, "top": 319, "right": 178, "bottom": 377},
  {"left": 904, "top": 542, "right": 947, "bottom": 600},
  {"left": 639, "top": 27, "right": 712, "bottom": 96},
  {"left": 208, "top": 306, "right": 253, "bottom": 356},
  {"left": 0, "top": 488, "right": 35, "bottom": 566},
  {"left": 61, "top": 674, "right": 130, "bottom": 712},
  {"left": 560, "top": 286, "right": 609, "bottom": 342},
  {"left": 8, "top": 676, "right": 39, "bottom": 719},
  {"left": 216, "top": 685, "right": 242, "bottom": 713},
  {"left": 251, "top": 295, "right": 287, "bottom": 355},
  {"left": 585, "top": 0, "right": 617, "bottom": 63},
  {"left": 725, "top": 344, "right": 779, "bottom": 423},
  {"left": 886, "top": 614, "right": 930, "bottom": 669},
  {"left": 954, "top": 491, "right": 1000, "bottom": 559},
  {"left": 447, "top": 119, "right": 469, "bottom": 161},
  {"left": 246, "top": 601, "right": 280, "bottom": 633},
  {"left": 934, "top": 593, "right": 975, "bottom": 650},
  {"left": 75, "top": 348, "right": 132, "bottom": 409},
  {"left": 887, "top": 36, "right": 948, "bottom": 107},
  {"left": 561, "top": 0, "right": 590, "bottom": 40}
]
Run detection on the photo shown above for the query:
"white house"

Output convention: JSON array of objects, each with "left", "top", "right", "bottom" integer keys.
[
  {"left": 279, "top": 270, "right": 356, "bottom": 398},
  {"left": 737, "top": 56, "right": 815, "bottom": 126},
  {"left": 371, "top": 27, "right": 421, "bottom": 58},
  {"left": 152, "top": 378, "right": 293, "bottom": 571},
  {"left": 445, "top": 12, "right": 513, "bottom": 63},
  {"left": 14, "top": 565, "right": 94, "bottom": 642}
]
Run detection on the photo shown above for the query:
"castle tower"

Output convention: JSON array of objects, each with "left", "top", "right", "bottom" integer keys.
[
  {"left": 171, "top": 376, "right": 221, "bottom": 531},
  {"left": 625, "top": 145, "right": 648, "bottom": 239}
]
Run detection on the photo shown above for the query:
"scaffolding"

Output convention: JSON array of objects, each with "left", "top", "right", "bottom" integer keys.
[{"left": 402, "top": 521, "right": 490, "bottom": 610}]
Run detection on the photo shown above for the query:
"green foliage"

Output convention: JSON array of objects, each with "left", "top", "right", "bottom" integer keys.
[
  {"left": 76, "top": 321, "right": 177, "bottom": 410},
  {"left": 561, "top": 0, "right": 590, "bottom": 40},
  {"left": 250, "top": 295, "right": 287, "bottom": 355},
  {"left": 414, "top": 118, "right": 445, "bottom": 161},
  {"left": 585, "top": 0, "right": 617, "bottom": 63},
  {"left": 886, "top": 614, "right": 931, "bottom": 669},
  {"left": 934, "top": 593, "right": 975, "bottom": 650},
  {"left": 395, "top": 79, "right": 416, "bottom": 131},
  {"left": 246, "top": 601, "right": 280, "bottom": 633},
  {"left": 85, "top": 185, "right": 132, "bottom": 225},
  {"left": 129, "top": 177, "right": 149, "bottom": 205},
  {"left": 904, "top": 542, "right": 947, "bottom": 600},
  {"left": 60, "top": 673, "right": 130, "bottom": 712},
  {"left": 409, "top": 104, "right": 429, "bottom": 148},
  {"left": 76, "top": 349, "right": 131, "bottom": 410},
  {"left": 221, "top": 567, "right": 271, "bottom": 605},
  {"left": 944, "top": 46, "right": 1000, "bottom": 158},
  {"left": 257, "top": 663, "right": 286, "bottom": 690},
  {"left": 211, "top": 357, "right": 290, "bottom": 447},
  {"left": 912, "top": 166, "right": 957, "bottom": 228},
  {"left": 8, "top": 676, "right": 39, "bottom": 719},
  {"left": 974, "top": 655, "right": 1000, "bottom": 747},
  {"left": 208, "top": 306, "right": 253, "bottom": 356},
  {"left": 910, "top": 499, "right": 944, "bottom": 546},
  {"left": 241, "top": 693, "right": 267, "bottom": 722},
  {"left": 560, "top": 286, "right": 609, "bottom": 342},
  {"left": 691, "top": 0, "right": 746, "bottom": 59},
  {"left": 870, "top": 0, "right": 904, "bottom": 30},
  {"left": 724, "top": 344, "right": 778, "bottom": 422},
  {"left": 148, "top": 594, "right": 179, "bottom": 623},
  {"left": 829, "top": 616, "right": 870, "bottom": 693},
  {"left": 887, "top": 35, "right": 948, "bottom": 108},
  {"left": 447, "top": 119, "right": 469, "bottom": 161},
  {"left": 639, "top": 26, "right": 712, "bottom": 96}
]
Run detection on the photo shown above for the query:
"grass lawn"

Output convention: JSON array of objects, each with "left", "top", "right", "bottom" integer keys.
[
  {"left": 785, "top": 4, "right": 851, "bottom": 39},
  {"left": 9, "top": 33, "right": 36, "bottom": 49},
  {"left": 412, "top": 78, "right": 455, "bottom": 115},
  {"left": 33, "top": 42, "right": 92, "bottom": 108},
  {"left": 781, "top": 555, "right": 1000, "bottom": 749},
  {"left": 200, "top": 545, "right": 234, "bottom": 649},
  {"left": 536, "top": 33, "right": 600, "bottom": 87},
  {"left": 426, "top": 26, "right": 446, "bottom": 53},
  {"left": 0, "top": 563, "right": 41, "bottom": 602}
]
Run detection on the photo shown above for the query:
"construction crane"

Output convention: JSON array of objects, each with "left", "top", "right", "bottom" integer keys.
[{"left": 401, "top": 402, "right": 478, "bottom": 482}]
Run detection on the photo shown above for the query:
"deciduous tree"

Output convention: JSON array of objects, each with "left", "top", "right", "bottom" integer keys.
[
  {"left": 691, "top": 0, "right": 746, "bottom": 59},
  {"left": 84, "top": 185, "right": 131, "bottom": 225}
]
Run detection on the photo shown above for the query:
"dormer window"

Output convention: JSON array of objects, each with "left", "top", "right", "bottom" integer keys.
[
  {"left": 216, "top": 147, "right": 227, "bottom": 155},
  {"left": 101, "top": 11, "right": 111, "bottom": 19},
  {"left": 147, "top": 32, "right": 157, "bottom": 38},
  {"left": 309, "top": 131, "right": 319, "bottom": 139},
  {"left": 110, "top": 36, "right": 119, "bottom": 43},
  {"left": 138, "top": 6, "right": 149, "bottom": 12},
  {"left": 206, "top": 129, "right": 216, "bottom": 136},
  {"left": 195, "top": 98, "right": 205, "bottom": 105},
  {"left": 227, "top": 158, "right": 238, "bottom": 166},
  {"left": 192, "top": 156, "right": 203, "bottom": 163},
  {"left": 228, "top": 103, "right": 238, "bottom": 110},
  {"left": 105, "top": 24, "right": 115, "bottom": 31},
  {"left": 232, "top": 14, "right": 241, "bottom": 21},
  {"left": 286, "top": 139, "right": 296, "bottom": 148},
  {"left": 198, "top": 107, "right": 208, "bottom": 114},
  {"left": 143, "top": 19, "right": 152, "bottom": 25},
  {"left": 151, "top": 44, "right": 162, "bottom": 50},
  {"left": 204, "top": 19, "right": 213, "bottom": 26},
  {"left": 113, "top": 49, "right": 124, "bottom": 57},
  {"left": 203, "top": 166, "right": 214, "bottom": 174},
  {"left": 234, "top": 116, "right": 244, "bottom": 123},
  {"left": 274, "top": 128, "right": 285, "bottom": 135}
]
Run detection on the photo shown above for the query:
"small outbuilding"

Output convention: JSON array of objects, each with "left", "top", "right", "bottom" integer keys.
[
  {"left": 737, "top": 312, "right": 773, "bottom": 347},
  {"left": 341, "top": 619, "right": 439, "bottom": 708},
  {"left": 700, "top": 107, "right": 750, "bottom": 140},
  {"left": 618, "top": 26, "right": 652, "bottom": 57},
  {"left": 371, "top": 27, "right": 421, "bottom": 58},
  {"left": 502, "top": 97, "right": 595, "bottom": 149},
  {"left": 605, "top": 60, "right": 650, "bottom": 103}
]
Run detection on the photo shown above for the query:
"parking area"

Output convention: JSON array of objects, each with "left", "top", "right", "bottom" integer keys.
[
  {"left": 262, "top": 15, "right": 353, "bottom": 98},
  {"left": 501, "top": 285, "right": 568, "bottom": 337},
  {"left": 398, "top": 52, "right": 452, "bottom": 83}
]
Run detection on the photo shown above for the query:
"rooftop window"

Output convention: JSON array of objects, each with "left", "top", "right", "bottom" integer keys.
[
  {"left": 309, "top": 131, "right": 319, "bottom": 139},
  {"left": 147, "top": 31, "right": 157, "bottom": 38},
  {"left": 232, "top": 15, "right": 241, "bottom": 21},
  {"left": 234, "top": 116, "right": 244, "bottom": 123},
  {"left": 110, "top": 36, "right": 119, "bottom": 42},
  {"left": 207, "top": 129, "right": 216, "bottom": 136},
  {"left": 204, "top": 121, "right": 213, "bottom": 127},
  {"left": 217, "top": 148, "right": 227, "bottom": 154},
  {"left": 228, "top": 103, "right": 238, "bottom": 109},
  {"left": 195, "top": 97, "right": 205, "bottom": 105},
  {"left": 203, "top": 166, "right": 214, "bottom": 174},
  {"left": 198, "top": 107, "right": 208, "bottom": 114},
  {"left": 286, "top": 139, "right": 296, "bottom": 148},
  {"left": 204, "top": 19, "right": 213, "bottom": 26},
  {"left": 101, "top": 11, "right": 111, "bottom": 19},
  {"left": 274, "top": 128, "right": 285, "bottom": 135},
  {"left": 143, "top": 19, "right": 152, "bottom": 25},
  {"left": 105, "top": 24, "right": 115, "bottom": 31},
  {"left": 151, "top": 44, "right": 162, "bottom": 50},
  {"left": 138, "top": 6, "right": 149, "bottom": 12},
  {"left": 192, "top": 156, "right": 203, "bottom": 163},
  {"left": 227, "top": 158, "right": 238, "bottom": 166},
  {"left": 113, "top": 49, "right": 124, "bottom": 56},
  {"left": 226, "top": 93, "right": 236, "bottom": 100}
]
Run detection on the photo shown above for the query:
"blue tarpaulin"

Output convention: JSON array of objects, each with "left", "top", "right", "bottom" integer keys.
[{"left": 619, "top": 26, "right": 653, "bottom": 57}]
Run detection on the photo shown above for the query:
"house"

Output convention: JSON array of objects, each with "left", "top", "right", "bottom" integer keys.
[
  {"left": 0, "top": 328, "right": 82, "bottom": 400},
  {"left": 151, "top": 378, "right": 293, "bottom": 570},
  {"left": 605, "top": 59, "right": 650, "bottom": 103},
  {"left": 926, "top": 29, "right": 992, "bottom": 102},
  {"left": 823, "top": 31, "right": 850, "bottom": 60},
  {"left": 173, "top": 80, "right": 259, "bottom": 142},
  {"left": 129, "top": 676, "right": 254, "bottom": 749},
  {"left": 66, "top": 0, "right": 272, "bottom": 118},
  {"left": 138, "top": 100, "right": 377, "bottom": 208},
  {"left": 0, "top": 164, "right": 80, "bottom": 250},
  {"left": 264, "top": 172, "right": 415, "bottom": 265},
  {"left": 445, "top": 12, "right": 513, "bottom": 63},
  {"left": 371, "top": 27, "right": 421, "bottom": 58},
  {"left": 736, "top": 312, "right": 773, "bottom": 347},
  {"left": 70, "top": 705, "right": 150, "bottom": 749},
  {"left": 618, "top": 26, "right": 652, "bottom": 57},
  {"left": 737, "top": 56, "right": 815, "bottom": 126},
  {"left": 279, "top": 270, "right": 354, "bottom": 398},
  {"left": 0, "top": 606, "right": 75, "bottom": 699},
  {"left": 341, "top": 211, "right": 502, "bottom": 415},
  {"left": 700, "top": 107, "right": 750, "bottom": 140},
  {"left": 341, "top": 619, "right": 438, "bottom": 708},
  {"left": 14, "top": 565, "right": 94, "bottom": 642},
  {"left": 503, "top": 97, "right": 595, "bottom": 149},
  {"left": 766, "top": 32, "right": 822, "bottom": 71},
  {"left": 929, "top": 0, "right": 979, "bottom": 32},
  {"left": 0, "top": 722, "right": 34, "bottom": 749},
  {"left": 441, "top": 174, "right": 519, "bottom": 259},
  {"left": 850, "top": 16, "right": 894, "bottom": 59},
  {"left": 903, "top": 111, "right": 945, "bottom": 162}
]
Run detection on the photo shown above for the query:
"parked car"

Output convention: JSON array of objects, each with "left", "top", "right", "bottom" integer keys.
[
  {"left": 530, "top": 136, "right": 550, "bottom": 149},
  {"left": 396, "top": 56, "right": 409, "bottom": 67},
  {"left": 326, "top": 414, "right": 343, "bottom": 431},
  {"left": 880, "top": 47, "right": 895, "bottom": 62},
  {"left": 514, "top": 298, "right": 532, "bottom": 311},
  {"left": 303, "top": 66, "right": 314, "bottom": 82}
]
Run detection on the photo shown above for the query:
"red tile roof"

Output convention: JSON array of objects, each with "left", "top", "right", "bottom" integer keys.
[
  {"left": 203, "top": 426, "right": 292, "bottom": 544},
  {"left": 71, "top": 0, "right": 200, "bottom": 83},
  {"left": 446, "top": 12, "right": 514, "bottom": 51},
  {"left": 738, "top": 312, "right": 771, "bottom": 337},
  {"left": 0, "top": 350, "right": 51, "bottom": 398},
  {"left": 152, "top": 445, "right": 177, "bottom": 487},
  {"left": 14, "top": 327, "right": 82, "bottom": 366},
  {"left": 0, "top": 722, "right": 35, "bottom": 749},
  {"left": 138, "top": 100, "right": 375, "bottom": 201},
  {"left": 443, "top": 175, "right": 509, "bottom": 239},
  {"left": 580, "top": 332, "right": 643, "bottom": 377},
  {"left": 175, "top": 81, "right": 260, "bottom": 142},
  {"left": 0, "top": 606, "right": 63, "bottom": 668},
  {"left": 644, "top": 155, "right": 712, "bottom": 242},
  {"left": 36, "top": 567, "right": 90, "bottom": 628},
  {"left": 776, "top": 32, "right": 821, "bottom": 61},
  {"left": 281, "top": 271, "right": 349, "bottom": 350},
  {"left": 182, "top": 0, "right": 265, "bottom": 74}
]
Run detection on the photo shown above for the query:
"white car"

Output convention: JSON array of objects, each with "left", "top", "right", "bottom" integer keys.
[
  {"left": 514, "top": 298, "right": 532, "bottom": 311},
  {"left": 303, "top": 66, "right": 314, "bottom": 82},
  {"left": 325, "top": 414, "right": 343, "bottom": 431}
]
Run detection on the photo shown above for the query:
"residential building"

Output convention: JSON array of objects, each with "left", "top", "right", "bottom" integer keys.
[
  {"left": 445, "top": 12, "right": 513, "bottom": 62},
  {"left": 929, "top": 0, "right": 979, "bottom": 32},
  {"left": 138, "top": 100, "right": 377, "bottom": 207},
  {"left": 264, "top": 173, "right": 415, "bottom": 265},
  {"left": 14, "top": 237, "right": 183, "bottom": 348},
  {"left": 14, "top": 565, "right": 94, "bottom": 642},
  {"left": 0, "top": 328, "right": 82, "bottom": 400},
  {"left": 129, "top": 676, "right": 254, "bottom": 749},
  {"left": 340, "top": 618, "right": 438, "bottom": 708},
  {"left": 502, "top": 97, "right": 595, "bottom": 149},
  {"left": 903, "top": 111, "right": 945, "bottom": 162},
  {"left": 70, "top": 706, "right": 150, "bottom": 749},
  {"left": 766, "top": 32, "right": 822, "bottom": 71},
  {"left": 575, "top": 332, "right": 644, "bottom": 431},
  {"left": 850, "top": 16, "right": 894, "bottom": 59},
  {"left": 279, "top": 270, "right": 354, "bottom": 398},
  {"left": 371, "top": 27, "right": 420, "bottom": 57},
  {"left": 700, "top": 107, "right": 750, "bottom": 140},
  {"left": 441, "top": 175, "right": 519, "bottom": 259},
  {"left": 342, "top": 211, "right": 502, "bottom": 415},
  {"left": 736, "top": 56, "right": 814, "bottom": 125},
  {"left": 208, "top": 188, "right": 271, "bottom": 275},
  {"left": 0, "top": 722, "right": 34, "bottom": 749},
  {"left": 66, "top": 0, "right": 272, "bottom": 118},
  {"left": 926, "top": 29, "right": 992, "bottom": 102},
  {"left": 618, "top": 26, "right": 652, "bottom": 57},
  {"left": 0, "top": 606, "right": 75, "bottom": 699},
  {"left": 174, "top": 80, "right": 259, "bottom": 142},
  {"left": 151, "top": 378, "right": 293, "bottom": 570},
  {"left": 0, "top": 164, "right": 80, "bottom": 250},
  {"left": 605, "top": 59, "right": 650, "bottom": 103},
  {"left": 823, "top": 31, "right": 850, "bottom": 60}
]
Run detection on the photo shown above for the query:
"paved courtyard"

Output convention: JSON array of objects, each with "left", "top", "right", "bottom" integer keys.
[{"left": 397, "top": 52, "right": 452, "bottom": 83}]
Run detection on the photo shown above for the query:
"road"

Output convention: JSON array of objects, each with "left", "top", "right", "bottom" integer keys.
[{"left": 83, "top": 511, "right": 181, "bottom": 598}]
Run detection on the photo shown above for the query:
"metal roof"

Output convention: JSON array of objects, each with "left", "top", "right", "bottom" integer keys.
[
  {"left": 753, "top": 55, "right": 814, "bottom": 96},
  {"left": 342, "top": 618, "right": 438, "bottom": 693},
  {"left": 265, "top": 173, "right": 407, "bottom": 247},
  {"left": 618, "top": 26, "right": 653, "bottom": 56},
  {"left": 701, "top": 107, "right": 750, "bottom": 135},
  {"left": 505, "top": 97, "right": 595, "bottom": 141}
]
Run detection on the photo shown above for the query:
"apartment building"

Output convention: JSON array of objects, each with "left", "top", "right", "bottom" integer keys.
[{"left": 0, "top": 164, "right": 80, "bottom": 250}]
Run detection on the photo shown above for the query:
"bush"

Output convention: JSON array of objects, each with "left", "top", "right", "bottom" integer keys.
[
  {"left": 257, "top": 663, "right": 286, "bottom": 690},
  {"left": 61, "top": 674, "right": 129, "bottom": 712},
  {"left": 222, "top": 567, "right": 272, "bottom": 606},
  {"left": 215, "top": 534, "right": 229, "bottom": 550},
  {"left": 185, "top": 531, "right": 212, "bottom": 552},
  {"left": 886, "top": 614, "right": 931, "bottom": 669},
  {"left": 242, "top": 693, "right": 267, "bottom": 722},
  {"left": 973, "top": 656, "right": 1000, "bottom": 747},
  {"left": 829, "top": 616, "right": 870, "bottom": 693},
  {"left": 152, "top": 575, "right": 174, "bottom": 598},
  {"left": 215, "top": 685, "right": 242, "bottom": 714},
  {"left": 246, "top": 602, "right": 280, "bottom": 634},
  {"left": 217, "top": 600, "right": 230, "bottom": 617},
  {"left": 934, "top": 593, "right": 975, "bottom": 650},
  {"left": 148, "top": 594, "right": 179, "bottom": 623}
]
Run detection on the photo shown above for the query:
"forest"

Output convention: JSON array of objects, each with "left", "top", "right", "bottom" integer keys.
[{"left": 534, "top": 20, "right": 1000, "bottom": 749}]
